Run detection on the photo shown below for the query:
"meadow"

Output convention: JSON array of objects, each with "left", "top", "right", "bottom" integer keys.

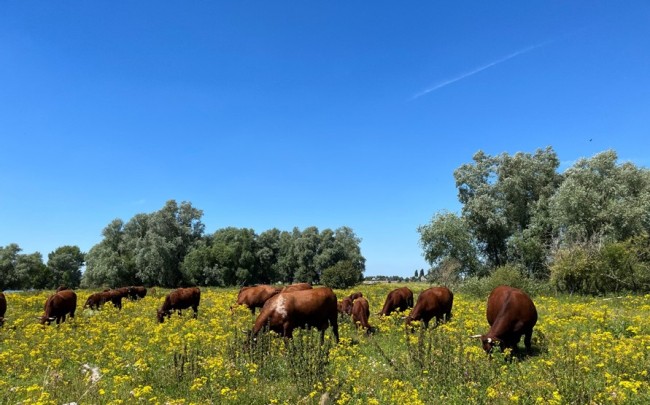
[{"left": 1, "top": 284, "right": 649, "bottom": 404}]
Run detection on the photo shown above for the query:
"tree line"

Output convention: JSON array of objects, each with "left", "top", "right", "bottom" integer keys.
[
  {"left": 419, "top": 148, "right": 650, "bottom": 294},
  {"left": 1, "top": 200, "right": 366, "bottom": 290}
]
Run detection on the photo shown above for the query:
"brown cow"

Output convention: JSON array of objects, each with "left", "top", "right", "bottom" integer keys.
[
  {"left": 252, "top": 287, "right": 339, "bottom": 343},
  {"left": 471, "top": 285, "right": 538, "bottom": 353},
  {"left": 235, "top": 285, "right": 281, "bottom": 314},
  {"left": 351, "top": 297, "right": 374, "bottom": 334},
  {"left": 40, "top": 290, "right": 77, "bottom": 325},
  {"left": 55, "top": 285, "right": 70, "bottom": 292},
  {"left": 406, "top": 287, "right": 453, "bottom": 328},
  {"left": 157, "top": 287, "right": 201, "bottom": 323},
  {"left": 128, "top": 286, "right": 147, "bottom": 300},
  {"left": 380, "top": 287, "right": 414, "bottom": 316},
  {"left": 281, "top": 283, "right": 313, "bottom": 293},
  {"left": 348, "top": 292, "right": 363, "bottom": 300},
  {"left": 0, "top": 292, "right": 6, "bottom": 326},
  {"left": 337, "top": 297, "right": 353, "bottom": 315},
  {"left": 84, "top": 292, "right": 107, "bottom": 310}
]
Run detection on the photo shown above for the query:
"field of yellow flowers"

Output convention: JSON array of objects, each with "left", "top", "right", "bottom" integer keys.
[{"left": 1, "top": 284, "right": 650, "bottom": 404}]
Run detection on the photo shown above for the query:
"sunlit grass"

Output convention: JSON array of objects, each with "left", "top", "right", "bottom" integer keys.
[{"left": 1, "top": 285, "right": 649, "bottom": 404}]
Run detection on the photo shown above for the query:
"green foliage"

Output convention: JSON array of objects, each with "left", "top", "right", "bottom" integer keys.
[
  {"left": 550, "top": 235, "right": 650, "bottom": 295},
  {"left": 47, "top": 245, "right": 85, "bottom": 289},
  {"left": 321, "top": 260, "right": 362, "bottom": 289}
]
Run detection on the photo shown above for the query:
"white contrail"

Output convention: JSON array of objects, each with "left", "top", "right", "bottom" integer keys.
[{"left": 411, "top": 42, "right": 548, "bottom": 100}]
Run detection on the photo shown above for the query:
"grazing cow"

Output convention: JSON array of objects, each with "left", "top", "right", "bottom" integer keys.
[
  {"left": 234, "top": 285, "right": 281, "bottom": 314},
  {"left": 406, "top": 287, "right": 454, "bottom": 328},
  {"left": 337, "top": 297, "right": 353, "bottom": 315},
  {"left": 128, "top": 286, "right": 147, "bottom": 300},
  {"left": 0, "top": 292, "right": 6, "bottom": 326},
  {"left": 102, "top": 290, "right": 124, "bottom": 310},
  {"left": 252, "top": 287, "right": 339, "bottom": 343},
  {"left": 379, "top": 287, "right": 414, "bottom": 316},
  {"left": 471, "top": 285, "right": 538, "bottom": 353},
  {"left": 282, "top": 283, "right": 313, "bottom": 293},
  {"left": 84, "top": 292, "right": 107, "bottom": 310},
  {"left": 157, "top": 287, "right": 201, "bottom": 323},
  {"left": 40, "top": 290, "right": 77, "bottom": 325},
  {"left": 348, "top": 292, "right": 363, "bottom": 300},
  {"left": 351, "top": 297, "right": 374, "bottom": 334}
]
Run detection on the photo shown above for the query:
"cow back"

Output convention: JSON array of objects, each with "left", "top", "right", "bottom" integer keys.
[
  {"left": 486, "top": 286, "right": 537, "bottom": 337},
  {"left": 281, "top": 283, "right": 312, "bottom": 293}
]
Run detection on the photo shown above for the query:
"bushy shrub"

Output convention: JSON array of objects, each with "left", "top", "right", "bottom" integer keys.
[
  {"left": 321, "top": 260, "right": 362, "bottom": 289},
  {"left": 458, "top": 264, "right": 553, "bottom": 298}
]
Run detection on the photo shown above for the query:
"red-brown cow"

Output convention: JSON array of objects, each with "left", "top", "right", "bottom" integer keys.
[
  {"left": 281, "top": 283, "right": 313, "bottom": 293},
  {"left": 235, "top": 285, "right": 281, "bottom": 314},
  {"left": 84, "top": 292, "right": 107, "bottom": 310},
  {"left": 406, "top": 287, "right": 453, "bottom": 328},
  {"left": 351, "top": 297, "right": 374, "bottom": 334},
  {"left": 252, "top": 287, "right": 339, "bottom": 343},
  {"left": 337, "top": 297, "right": 353, "bottom": 315},
  {"left": 348, "top": 292, "right": 363, "bottom": 300},
  {"left": 471, "top": 285, "right": 538, "bottom": 353},
  {"left": 40, "top": 290, "right": 77, "bottom": 325},
  {"left": 379, "top": 287, "right": 414, "bottom": 316},
  {"left": 157, "top": 287, "right": 201, "bottom": 323},
  {"left": 128, "top": 286, "right": 147, "bottom": 300},
  {"left": 55, "top": 286, "right": 70, "bottom": 292},
  {"left": 0, "top": 292, "right": 6, "bottom": 326}
]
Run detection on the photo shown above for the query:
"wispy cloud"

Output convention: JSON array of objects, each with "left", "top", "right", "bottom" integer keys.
[{"left": 411, "top": 41, "right": 550, "bottom": 100}]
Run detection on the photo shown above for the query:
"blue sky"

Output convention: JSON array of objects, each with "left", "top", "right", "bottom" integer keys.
[{"left": 1, "top": 2, "right": 649, "bottom": 277}]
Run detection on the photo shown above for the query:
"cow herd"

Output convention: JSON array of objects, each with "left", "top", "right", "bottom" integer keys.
[{"left": 0, "top": 283, "right": 538, "bottom": 354}]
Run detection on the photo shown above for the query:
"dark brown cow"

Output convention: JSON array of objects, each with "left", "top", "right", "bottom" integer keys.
[
  {"left": 40, "top": 290, "right": 77, "bottom": 325},
  {"left": 281, "top": 283, "right": 313, "bottom": 293},
  {"left": 351, "top": 297, "right": 374, "bottom": 334},
  {"left": 348, "top": 292, "right": 363, "bottom": 300},
  {"left": 157, "top": 287, "right": 201, "bottom": 323},
  {"left": 379, "top": 287, "right": 414, "bottom": 316},
  {"left": 55, "top": 285, "right": 70, "bottom": 292},
  {"left": 235, "top": 285, "right": 281, "bottom": 314},
  {"left": 84, "top": 292, "right": 107, "bottom": 310},
  {"left": 0, "top": 292, "right": 6, "bottom": 326},
  {"left": 337, "top": 297, "right": 353, "bottom": 315},
  {"left": 252, "top": 287, "right": 339, "bottom": 343},
  {"left": 128, "top": 286, "right": 147, "bottom": 300},
  {"left": 102, "top": 290, "right": 124, "bottom": 310},
  {"left": 406, "top": 287, "right": 453, "bottom": 328},
  {"left": 471, "top": 285, "right": 538, "bottom": 353}
]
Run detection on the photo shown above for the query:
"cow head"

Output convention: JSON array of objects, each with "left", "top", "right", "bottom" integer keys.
[
  {"left": 38, "top": 315, "right": 57, "bottom": 325},
  {"left": 471, "top": 334, "right": 499, "bottom": 353},
  {"left": 157, "top": 309, "right": 167, "bottom": 323}
]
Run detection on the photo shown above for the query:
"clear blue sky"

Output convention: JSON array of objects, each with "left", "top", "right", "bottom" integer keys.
[{"left": 1, "top": 2, "right": 648, "bottom": 277}]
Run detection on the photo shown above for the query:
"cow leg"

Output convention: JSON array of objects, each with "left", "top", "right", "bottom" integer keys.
[
  {"left": 524, "top": 330, "right": 533, "bottom": 352},
  {"left": 192, "top": 306, "right": 198, "bottom": 319},
  {"left": 70, "top": 310, "right": 75, "bottom": 319}
]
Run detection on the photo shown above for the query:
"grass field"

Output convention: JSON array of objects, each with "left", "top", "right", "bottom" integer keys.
[{"left": 1, "top": 284, "right": 650, "bottom": 404}]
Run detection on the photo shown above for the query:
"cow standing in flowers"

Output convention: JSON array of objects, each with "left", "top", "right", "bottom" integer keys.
[
  {"left": 471, "top": 285, "right": 538, "bottom": 353},
  {"left": 157, "top": 287, "right": 201, "bottom": 323}
]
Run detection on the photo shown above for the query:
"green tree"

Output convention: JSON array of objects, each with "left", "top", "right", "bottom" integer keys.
[
  {"left": 321, "top": 260, "right": 362, "bottom": 289},
  {"left": 47, "top": 245, "right": 85, "bottom": 289},
  {"left": 549, "top": 150, "right": 650, "bottom": 245},
  {"left": 0, "top": 243, "right": 21, "bottom": 290},
  {"left": 16, "top": 252, "right": 49, "bottom": 289},
  {"left": 418, "top": 211, "right": 482, "bottom": 277}
]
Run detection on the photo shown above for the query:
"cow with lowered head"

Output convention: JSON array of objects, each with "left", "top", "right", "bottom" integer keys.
[
  {"left": 252, "top": 287, "right": 339, "bottom": 343},
  {"left": 0, "top": 292, "right": 6, "bottom": 326},
  {"left": 128, "top": 286, "right": 147, "bottom": 300},
  {"left": 337, "top": 297, "right": 353, "bottom": 315},
  {"left": 380, "top": 287, "right": 414, "bottom": 316},
  {"left": 406, "top": 286, "right": 453, "bottom": 328},
  {"left": 471, "top": 285, "right": 538, "bottom": 353},
  {"left": 157, "top": 287, "right": 201, "bottom": 323},
  {"left": 351, "top": 297, "right": 374, "bottom": 334},
  {"left": 234, "top": 285, "right": 281, "bottom": 314},
  {"left": 40, "top": 290, "right": 77, "bottom": 325}
]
